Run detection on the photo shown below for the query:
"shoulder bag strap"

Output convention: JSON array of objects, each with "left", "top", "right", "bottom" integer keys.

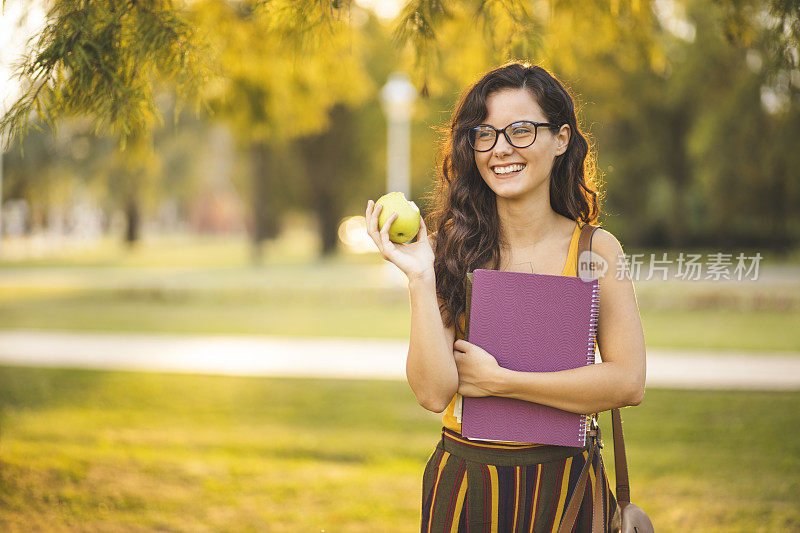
[
  {"left": 612, "top": 405, "right": 631, "bottom": 504},
  {"left": 558, "top": 221, "right": 631, "bottom": 533}
]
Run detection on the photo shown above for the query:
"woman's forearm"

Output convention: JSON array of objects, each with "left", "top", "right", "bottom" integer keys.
[
  {"left": 488, "top": 361, "right": 645, "bottom": 414},
  {"left": 406, "top": 274, "right": 459, "bottom": 412}
]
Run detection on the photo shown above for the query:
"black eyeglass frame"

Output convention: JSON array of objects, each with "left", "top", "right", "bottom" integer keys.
[{"left": 468, "top": 120, "right": 560, "bottom": 152}]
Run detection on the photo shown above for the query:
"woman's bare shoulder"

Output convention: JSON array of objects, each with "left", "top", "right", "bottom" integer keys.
[
  {"left": 591, "top": 227, "right": 625, "bottom": 258},
  {"left": 589, "top": 227, "right": 628, "bottom": 282}
]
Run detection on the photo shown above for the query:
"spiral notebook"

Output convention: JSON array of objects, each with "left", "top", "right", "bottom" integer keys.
[{"left": 461, "top": 268, "right": 600, "bottom": 446}]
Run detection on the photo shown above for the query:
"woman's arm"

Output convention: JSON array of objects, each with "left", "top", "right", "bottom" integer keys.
[
  {"left": 453, "top": 229, "right": 646, "bottom": 414},
  {"left": 406, "top": 272, "right": 459, "bottom": 413},
  {"left": 363, "top": 200, "right": 459, "bottom": 413}
]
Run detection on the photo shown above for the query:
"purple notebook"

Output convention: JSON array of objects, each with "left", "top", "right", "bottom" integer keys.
[{"left": 462, "top": 269, "right": 599, "bottom": 446}]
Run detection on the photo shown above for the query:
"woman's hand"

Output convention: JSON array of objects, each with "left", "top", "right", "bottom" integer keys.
[
  {"left": 365, "top": 199, "right": 435, "bottom": 281},
  {"left": 453, "top": 339, "right": 505, "bottom": 397}
]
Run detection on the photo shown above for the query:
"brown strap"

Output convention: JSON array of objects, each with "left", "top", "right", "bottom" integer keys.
[
  {"left": 576, "top": 221, "right": 597, "bottom": 280},
  {"left": 592, "top": 461, "right": 604, "bottom": 530},
  {"left": 557, "top": 425, "right": 606, "bottom": 533},
  {"left": 612, "top": 407, "right": 631, "bottom": 503},
  {"left": 558, "top": 221, "right": 633, "bottom": 532},
  {"left": 556, "top": 434, "right": 599, "bottom": 533}
]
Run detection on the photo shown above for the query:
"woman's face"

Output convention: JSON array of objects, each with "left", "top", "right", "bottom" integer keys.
[{"left": 473, "top": 88, "right": 569, "bottom": 200}]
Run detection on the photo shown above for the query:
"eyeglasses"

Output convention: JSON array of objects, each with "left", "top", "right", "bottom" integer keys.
[{"left": 468, "top": 120, "right": 558, "bottom": 152}]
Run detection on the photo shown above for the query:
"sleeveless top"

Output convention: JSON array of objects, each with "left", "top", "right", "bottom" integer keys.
[{"left": 440, "top": 220, "right": 586, "bottom": 446}]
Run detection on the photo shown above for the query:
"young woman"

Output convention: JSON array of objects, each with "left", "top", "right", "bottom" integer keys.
[{"left": 366, "top": 62, "right": 646, "bottom": 532}]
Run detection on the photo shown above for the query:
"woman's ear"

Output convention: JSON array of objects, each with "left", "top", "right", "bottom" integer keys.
[{"left": 554, "top": 124, "right": 570, "bottom": 156}]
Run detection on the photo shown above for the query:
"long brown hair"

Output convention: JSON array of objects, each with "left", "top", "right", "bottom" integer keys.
[{"left": 425, "top": 62, "right": 602, "bottom": 335}]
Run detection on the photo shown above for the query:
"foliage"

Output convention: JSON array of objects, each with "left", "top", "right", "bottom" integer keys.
[
  {"left": 0, "top": 0, "right": 209, "bottom": 151},
  {"left": 2, "top": 104, "right": 211, "bottom": 237},
  {"left": 1, "top": 0, "right": 798, "bottom": 250},
  {"left": 392, "top": 0, "right": 539, "bottom": 96},
  {"left": 189, "top": 0, "right": 372, "bottom": 145}
]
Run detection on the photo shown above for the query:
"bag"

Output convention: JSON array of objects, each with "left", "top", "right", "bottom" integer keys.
[
  {"left": 607, "top": 409, "right": 654, "bottom": 533},
  {"left": 556, "top": 223, "right": 654, "bottom": 533}
]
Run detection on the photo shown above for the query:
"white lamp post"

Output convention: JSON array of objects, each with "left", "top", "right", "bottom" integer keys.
[
  {"left": 379, "top": 73, "right": 417, "bottom": 285},
  {"left": 380, "top": 72, "right": 417, "bottom": 198}
]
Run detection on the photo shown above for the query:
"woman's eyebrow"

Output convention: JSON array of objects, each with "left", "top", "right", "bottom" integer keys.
[{"left": 480, "top": 118, "right": 544, "bottom": 128}]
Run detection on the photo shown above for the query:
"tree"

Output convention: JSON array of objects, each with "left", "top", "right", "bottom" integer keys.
[
  {"left": 4, "top": 0, "right": 797, "bottom": 251},
  {"left": 0, "top": 0, "right": 208, "bottom": 243},
  {"left": 185, "top": 0, "right": 372, "bottom": 261},
  {"left": 1, "top": 0, "right": 207, "bottom": 149}
]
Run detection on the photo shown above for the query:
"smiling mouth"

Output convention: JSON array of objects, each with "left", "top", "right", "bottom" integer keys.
[{"left": 492, "top": 163, "right": 526, "bottom": 176}]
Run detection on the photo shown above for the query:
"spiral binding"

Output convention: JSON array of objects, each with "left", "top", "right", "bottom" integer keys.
[
  {"left": 587, "top": 282, "right": 600, "bottom": 365},
  {"left": 578, "top": 280, "right": 601, "bottom": 445}
]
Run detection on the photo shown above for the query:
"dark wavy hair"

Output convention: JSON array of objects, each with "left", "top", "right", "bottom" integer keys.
[{"left": 426, "top": 62, "right": 602, "bottom": 335}]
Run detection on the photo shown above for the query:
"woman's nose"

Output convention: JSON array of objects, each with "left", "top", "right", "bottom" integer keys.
[{"left": 493, "top": 134, "right": 514, "bottom": 156}]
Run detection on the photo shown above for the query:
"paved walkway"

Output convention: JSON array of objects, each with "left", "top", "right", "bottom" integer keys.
[{"left": 0, "top": 330, "right": 798, "bottom": 390}]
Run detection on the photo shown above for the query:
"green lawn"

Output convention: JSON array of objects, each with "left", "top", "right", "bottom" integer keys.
[
  {"left": 1, "top": 284, "right": 799, "bottom": 352},
  {"left": 640, "top": 308, "right": 800, "bottom": 352},
  {"left": 0, "top": 366, "right": 797, "bottom": 532},
  {"left": 1, "top": 233, "right": 799, "bottom": 352}
]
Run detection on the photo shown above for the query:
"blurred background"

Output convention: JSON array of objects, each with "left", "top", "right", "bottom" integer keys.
[{"left": 0, "top": 0, "right": 798, "bottom": 531}]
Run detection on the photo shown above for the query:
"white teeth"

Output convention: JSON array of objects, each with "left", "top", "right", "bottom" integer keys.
[{"left": 493, "top": 164, "right": 525, "bottom": 175}]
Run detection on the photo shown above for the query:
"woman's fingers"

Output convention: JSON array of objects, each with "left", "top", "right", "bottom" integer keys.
[
  {"left": 366, "top": 200, "right": 426, "bottom": 270},
  {"left": 379, "top": 211, "right": 398, "bottom": 251},
  {"left": 366, "top": 201, "right": 401, "bottom": 262},
  {"left": 417, "top": 216, "right": 429, "bottom": 243},
  {"left": 365, "top": 200, "right": 383, "bottom": 248},
  {"left": 366, "top": 199, "right": 396, "bottom": 255},
  {"left": 367, "top": 201, "right": 379, "bottom": 233}
]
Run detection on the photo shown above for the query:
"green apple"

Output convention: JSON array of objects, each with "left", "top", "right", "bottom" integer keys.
[{"left": 376, "top": 191, "right": 421, "bottom": 244}]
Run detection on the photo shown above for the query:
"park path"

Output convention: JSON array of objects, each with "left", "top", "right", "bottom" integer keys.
[{"left": 0, "top": 329, "right": 798, "bottom": 390}]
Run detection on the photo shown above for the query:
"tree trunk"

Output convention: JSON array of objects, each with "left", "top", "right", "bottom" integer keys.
[
  {"left": 316, "top": 193, "right": 339, "bottom": 256},
  {"left": 663, "top": 109, "right": 691, "bottom": 248},
  {"left": 249, "top": 140, "right": 281, "bottom": 264},
  {"left": 771, "top": 157, "right": 789, "bottom": 255},
  {"left": 125, "top": 195, "right": 140, "bottom": 246},
  {"left": 300, "top": 104, "right": 353, "bottom": 257}
]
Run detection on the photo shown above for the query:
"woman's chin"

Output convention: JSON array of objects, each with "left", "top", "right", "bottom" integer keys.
[{"left": 491, "top": 179, "right": 547, "bottom": 200}]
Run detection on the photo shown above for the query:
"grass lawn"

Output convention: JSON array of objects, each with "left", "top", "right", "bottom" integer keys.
[
  {"left": 1, "top": 285, "right": 799, "bottom": 352},
  {"left": 0, "top": 365, "right": 798, "bottom": 532},
  {"left": 639, "top": 308, "right": 800, "bottom": 352},
  {"left": 1, "top": 232, "right": 799, "bottom": 352}
]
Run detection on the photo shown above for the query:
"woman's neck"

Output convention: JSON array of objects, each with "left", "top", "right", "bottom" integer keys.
[{"left": 496, "top": 192, "right": 562, "bottom": 250}]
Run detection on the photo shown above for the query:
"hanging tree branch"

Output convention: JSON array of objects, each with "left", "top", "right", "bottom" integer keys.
[
  {"left": 1, "top": 0, "right": 210, "bottom": 150},
  {"left": 2, "top": 0, "right": 794, "bottom": 150}
]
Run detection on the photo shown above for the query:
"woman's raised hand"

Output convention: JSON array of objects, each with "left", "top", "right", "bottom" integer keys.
[{"left": 365, "top": 199, "right": 435, "bottom": 282}]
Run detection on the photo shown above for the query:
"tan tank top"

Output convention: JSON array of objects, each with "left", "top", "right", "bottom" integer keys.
[{"left": 441, "top": 220, "right": 585, "bottom": 443}]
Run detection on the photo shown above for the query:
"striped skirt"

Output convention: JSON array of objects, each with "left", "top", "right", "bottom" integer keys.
[{"left": 421, "top": 428, "right": 617, "bottom": 533}]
